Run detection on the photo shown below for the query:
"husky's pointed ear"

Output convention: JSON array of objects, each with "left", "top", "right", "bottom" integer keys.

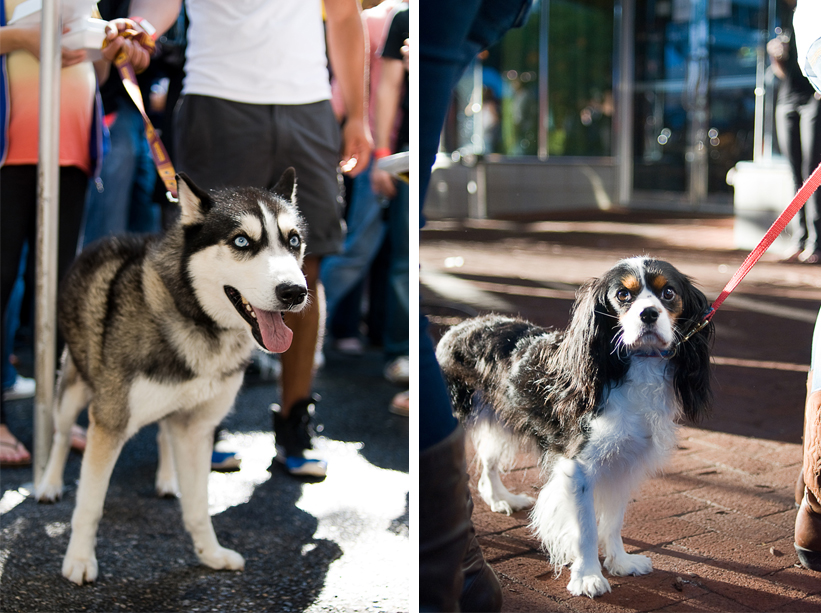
[
  {"left": 271, "top": 167, "right": 297, "bottom": 202},
  {"left": 176, "top": 173, "right": 213, "bottom": 225}
]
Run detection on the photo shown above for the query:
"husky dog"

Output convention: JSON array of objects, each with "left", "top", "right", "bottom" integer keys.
[{"left": 35, "top": 169, "right": 308, "bottom": 585}]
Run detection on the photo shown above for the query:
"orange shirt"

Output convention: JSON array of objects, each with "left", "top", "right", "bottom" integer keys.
[{"left": 4, "top": 0, "right": 96, "bottom": 174}]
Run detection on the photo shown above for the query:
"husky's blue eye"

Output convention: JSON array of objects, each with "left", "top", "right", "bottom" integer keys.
[
  {"left": 234, "top": 236, "right": 249, "bottom": 248},
  {"left": 289, "top": 235, "right": 301, "bottom": 249}
]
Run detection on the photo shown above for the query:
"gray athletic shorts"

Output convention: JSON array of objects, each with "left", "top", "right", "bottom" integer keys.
[{"left": 174, "top": 95, "right": 344, "bottom": 257}]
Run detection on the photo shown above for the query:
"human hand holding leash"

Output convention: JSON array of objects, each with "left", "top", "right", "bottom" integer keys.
[{"left": 101, "top": 18, "right": 153, "bottom": 73}]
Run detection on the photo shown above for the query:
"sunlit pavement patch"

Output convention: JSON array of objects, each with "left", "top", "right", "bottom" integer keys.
[
  {"left": 208, "top": 431, "right": 277, "bottom": 515},
  {"left": 209, "top": 432, "right": 409, "bottom": 612}
]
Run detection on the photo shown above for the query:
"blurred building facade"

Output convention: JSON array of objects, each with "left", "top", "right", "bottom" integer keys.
[{"left": 426, "top": 0, "right": 785, "bottom": 219}]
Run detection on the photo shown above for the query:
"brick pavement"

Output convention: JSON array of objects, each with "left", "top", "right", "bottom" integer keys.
[
  {"left": 421, "top": 211, "right": 821, "bottom": 612},
  {"left": 467, "top": 429, "right": 819, "bottom": 612}
]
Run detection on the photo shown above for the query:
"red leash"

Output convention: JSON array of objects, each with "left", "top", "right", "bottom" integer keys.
[{"left": 680, "top": 159, "right": 821, "bottom": 344}]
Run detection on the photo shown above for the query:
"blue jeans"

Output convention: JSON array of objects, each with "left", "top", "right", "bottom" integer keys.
[
  {"left": 320, "top": 161, "right": 389, "bottom": 337},
  {"left": 83, "top": 104, "right": 159, "bottom": 246},
  {"left": 321, "top": 158, "right": 409, "bottom": 360},
  {"left": 419, "top": 0, "right": 532, "bottom": 450},
  {"left": 1, "top": 242, "right": 26, "bottom": 390},
  {"left": 384, "top": 177, "right": 409, "bottom": 360}
]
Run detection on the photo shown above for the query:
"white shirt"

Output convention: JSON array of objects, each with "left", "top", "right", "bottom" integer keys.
[
  {"left": 793, "top": 0, "right": 821, "bottom": 77},
  {"left": 182, "top": 0, "right": 332, "bottom": 105}
]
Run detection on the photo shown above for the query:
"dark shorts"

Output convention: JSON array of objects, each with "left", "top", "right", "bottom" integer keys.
[{"left": 174, "top": 95, "right": 344, "bottom": 257}]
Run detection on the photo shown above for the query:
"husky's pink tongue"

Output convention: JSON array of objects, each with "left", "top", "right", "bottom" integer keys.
[{"left": 256, "top": 309, "right": 293, "bottom": 353}]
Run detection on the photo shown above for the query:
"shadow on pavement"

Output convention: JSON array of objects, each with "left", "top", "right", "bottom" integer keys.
[{"left": 0, "top": 344, "right": 408, "bottom": 612}]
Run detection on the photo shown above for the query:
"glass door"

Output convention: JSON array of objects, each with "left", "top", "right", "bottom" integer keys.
[{"left": 633, "top": 0, "right": 765, "bottom": 205}]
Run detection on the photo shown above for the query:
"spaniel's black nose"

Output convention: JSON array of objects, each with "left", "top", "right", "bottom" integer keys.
[{"left": 640, "top": 307, "right": 659, "bottom": 324}]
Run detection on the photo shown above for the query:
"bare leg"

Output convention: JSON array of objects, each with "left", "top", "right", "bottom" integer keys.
[{"left": 280, "top": 255, "right": 323, "bottom": 416}]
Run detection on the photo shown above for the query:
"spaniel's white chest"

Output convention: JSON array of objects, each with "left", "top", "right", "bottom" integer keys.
[{"left": 580, "top": 357, "right": 679, "bottom": 476}]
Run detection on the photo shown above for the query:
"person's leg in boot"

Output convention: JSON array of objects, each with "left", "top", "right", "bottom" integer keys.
[
  {"left": 273, "top": 256, "right": 328, "bottom": 478},
  {"left": 460, "top": 492, "right": 503, "bottom": 612},
  {"left": 419, "top": 0, "right": 536, "bottom": 606},
  {"left": 420, "top": 315, "right": 502, "bottom": 612}
]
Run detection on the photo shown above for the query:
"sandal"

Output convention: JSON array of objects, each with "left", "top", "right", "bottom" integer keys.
[{"left": 0, "top": 426, "right": 32, "bottom": 467}]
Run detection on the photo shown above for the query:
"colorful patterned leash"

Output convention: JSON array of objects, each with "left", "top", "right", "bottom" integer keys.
[
  {"left": 101, "top": 25, "right": 178, "bottom": 201},
  {"left": 680, "top": 159, "right": 821, "bottom": 344}
]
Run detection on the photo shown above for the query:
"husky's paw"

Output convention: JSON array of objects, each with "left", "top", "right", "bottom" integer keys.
[
  {"left": 567, "top": 571, "right": 611, "bottom": 598},
  {"left": 35, "top": 482, "right": 63, "bottom": 503},
  {"left": 199, "top": 546, "right": 246, "bottom": 571},
  {"left": 155, "top": 478, "right": 179, "bottom": 498},
  {"left": 62, "top": 554, "right": 98, "bottom": 585},
  {"left": 605, "top": 553, "right": 653, "bottom": 577}
]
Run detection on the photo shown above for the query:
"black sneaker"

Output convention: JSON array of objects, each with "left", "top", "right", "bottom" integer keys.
[{"left": 271, "top": 395, "right": 327, "bottom": 478}]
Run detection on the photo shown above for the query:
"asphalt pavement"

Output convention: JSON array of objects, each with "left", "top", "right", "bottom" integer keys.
[
  {"left": 421, "top": 210, "right": 821, "bottom": 612},
  {"left": 0, "top": 344, "right": 409, "bottom": 612}
]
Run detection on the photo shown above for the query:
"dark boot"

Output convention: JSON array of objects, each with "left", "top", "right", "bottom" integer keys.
[
  {"left": 460, "top": 492, "right": 503, "bottom": 612},
  {"left": 796, "top": 469, "right": 805, "bottom": 509},
  {"left": 795, "top": 489, "right": 821, "bottom": 571},
  {"left": 420, "top": 425, "right": 471, "bottom": 612}
]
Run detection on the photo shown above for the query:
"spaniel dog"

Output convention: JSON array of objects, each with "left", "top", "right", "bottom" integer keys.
[{"left": 436, "top": 257, "right": 713, "bottom": 598}]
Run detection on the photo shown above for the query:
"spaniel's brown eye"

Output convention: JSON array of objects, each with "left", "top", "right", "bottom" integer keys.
[
  {"left": 616, "top": 289, "right": 631, "bottom": 302},
  {"left": 662, "top": 287, "right": 676, "bottom": 300}
]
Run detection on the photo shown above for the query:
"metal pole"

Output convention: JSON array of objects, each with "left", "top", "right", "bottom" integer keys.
[
  {"left": 686, "top": 0, "right": 709, "bottom": 208},
  {"left": 614, "top": 0, "right": 635, "bottom": 206},
  {"left": 34, "top": 0, "right": 62, "bottom": 486},
  {"left": 752, "top": 0, "right": 767, "bottom": 162},
  {"left": 471, "top": 58, "right": 484, "bottom": 156},
  {"left": 538, "top": 0, "right": 549, "bottom": 160}
]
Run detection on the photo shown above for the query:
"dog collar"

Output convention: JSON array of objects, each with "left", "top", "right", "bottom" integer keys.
[{"left": 631, "top": 350, "right": 673, "bottom": 359}]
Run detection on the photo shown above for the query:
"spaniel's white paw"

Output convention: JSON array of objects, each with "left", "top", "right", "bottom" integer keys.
[
  {"left": 605, "top": 553, "right": 653, "bottom": 577},
  {"left": 567, "top": 570, "right": 611, "bottom": 598}
]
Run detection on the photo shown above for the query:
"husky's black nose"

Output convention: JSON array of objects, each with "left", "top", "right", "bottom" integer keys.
[
  {"left": 640, "top": 307, "right": 659, "bottom": 324},
  {"left": 276, "top": 283, "right": 307, "bottom": 308}
]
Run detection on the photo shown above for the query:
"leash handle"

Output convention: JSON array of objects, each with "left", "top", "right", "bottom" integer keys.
[
  {"left": 103, "top": 28, "right": 178, "bottom": 201},
  {"left": 709, "top": 158, "right": 821, "bottom": 316}
]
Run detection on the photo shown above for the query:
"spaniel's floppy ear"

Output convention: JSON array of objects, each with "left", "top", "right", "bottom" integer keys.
[
  {"left": 672, "top": 280, "right": 713, "bottom": 422},
  {"left": 548, "top": 275, "right": 628, "bottom": 429}
]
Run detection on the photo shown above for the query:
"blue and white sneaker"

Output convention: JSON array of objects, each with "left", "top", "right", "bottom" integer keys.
[
  {"left": 211, "top": 449, "right": 242, "bottom": 472},
  {"left": 271, "top": 395, "right": 327, "bottom": 478},
  {"left": 2, "top": 375, "right": 35, "bottom": 401}
]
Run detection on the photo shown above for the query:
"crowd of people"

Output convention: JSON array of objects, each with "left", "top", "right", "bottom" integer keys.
[{"left": 0, "top": 0, "right": 410, "bottom": 479}]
